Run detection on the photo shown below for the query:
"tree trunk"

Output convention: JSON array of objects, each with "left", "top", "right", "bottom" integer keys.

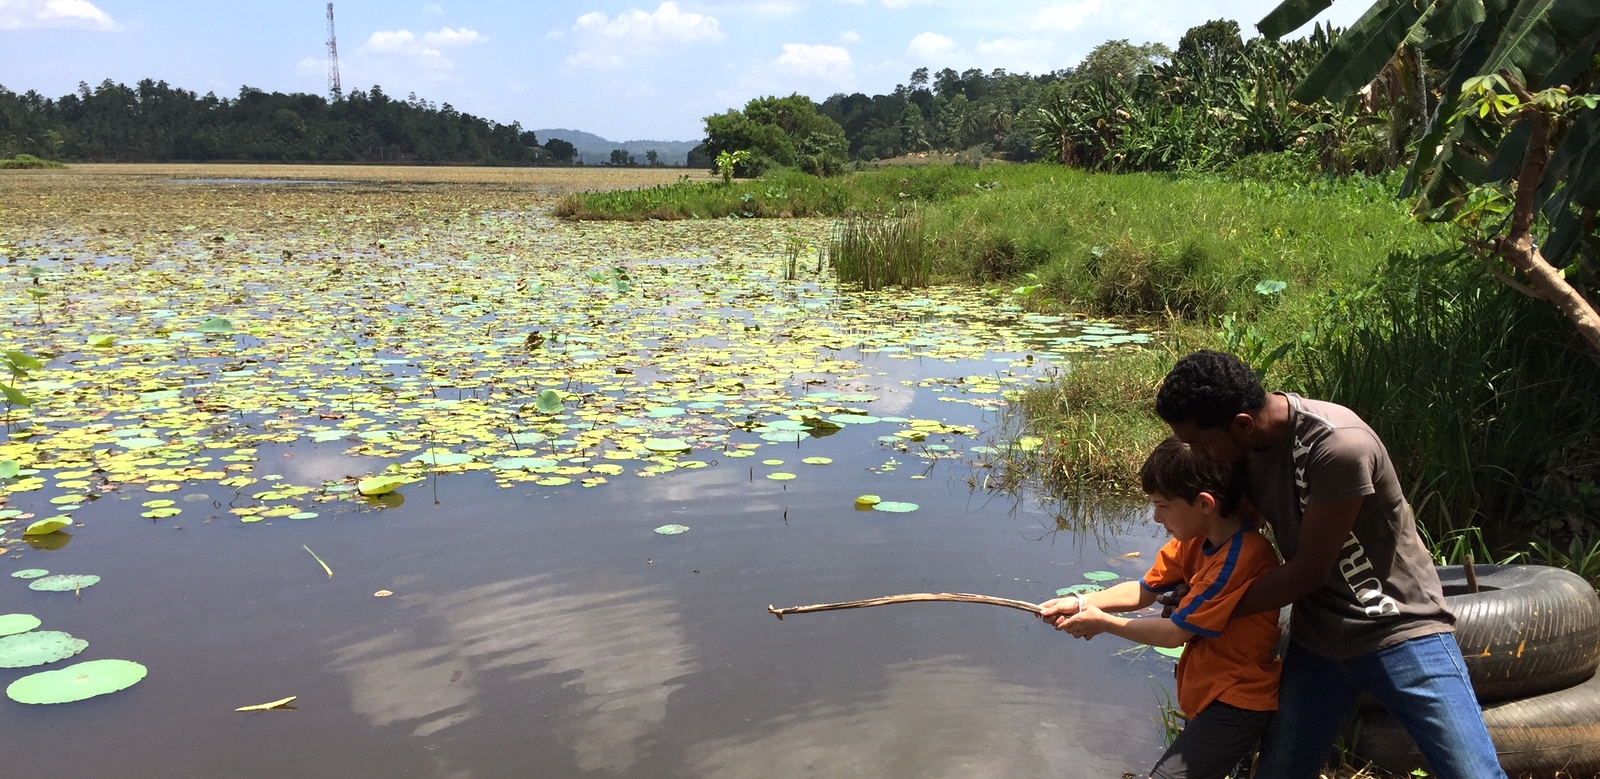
[{"left": 1500, "top": 78, "right": 1600, "bottom": 355}]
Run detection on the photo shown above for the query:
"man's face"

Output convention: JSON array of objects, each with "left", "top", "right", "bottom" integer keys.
[{"left": 1167, "top": 418, "right": 1250, "bottom": 466}]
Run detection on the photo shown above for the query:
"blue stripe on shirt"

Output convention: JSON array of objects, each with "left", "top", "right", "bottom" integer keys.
[{"left": 1170, "top": 529, "right": 1245, "bottom": 636}]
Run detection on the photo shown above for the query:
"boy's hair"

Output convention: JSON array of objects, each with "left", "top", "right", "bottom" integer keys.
[
  {"left": 1155, "top": 350, "right": 1266, "bottom": 430},
  {"left": 1140, "top": 436, "right": 1242, "bottom": 516}
]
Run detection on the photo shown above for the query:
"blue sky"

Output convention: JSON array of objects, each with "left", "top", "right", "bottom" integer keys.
[{"left": 0, "top": 1, "right": 1366, "bottom": 142}]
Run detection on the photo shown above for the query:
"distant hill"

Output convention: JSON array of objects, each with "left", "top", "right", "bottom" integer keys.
[{"left": 534, "top": 128, "right": 700, "bottom": 166}]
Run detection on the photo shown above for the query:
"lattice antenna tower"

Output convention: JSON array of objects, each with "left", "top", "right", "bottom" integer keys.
[{"left": 326, "top": 3, "right": 343, "bottom": 102}]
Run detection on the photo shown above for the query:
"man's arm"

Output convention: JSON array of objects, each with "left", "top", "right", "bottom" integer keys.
[{"left": 1233, "top": 495, "right": 1364, "bottom": 616}]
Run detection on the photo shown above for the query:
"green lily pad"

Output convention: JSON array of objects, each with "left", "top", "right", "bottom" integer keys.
[
  {"left": 646, "top": 406, "right": 686, "bottom": 418},
  {"left": 10, "top": 569, "right": 48, "bottom": 579},
  {"left": 801, "top": 457, "right": 832, "bottom": 465},
  {"left": 0, "top": 460, "right": 20, "bottom": 479},
  {"left": 0, "top": 614, "right": 42, "bottom": 637},
  {"left": 289, "top": 512, "right": 318, "bottom": 520},
  {"left": 411, "top": 450, "right": 473, "bottom": 466},
  {"left": 490, "top": 457, "right": 558, "bottom": 471},
  {"left": 1153, "top": 645, "right": 1185, "bottom": 658},
  {"left": 653, "top": 524, "right": 690, "bottom": 535},
  {"left": 766, "top": 472, "right": 796, "bottom": 481},
  {"left": 357, "top": 475, "right": 405, "bottom": 496},
  {"left": 644, "top": 438, "right": 691, "bottom": 453},
  {"left": 0, "top": 630, "right": 88, "bottom": 668},
  {"left": 28, "top": 574, "right": 100, "bottom": 592},
  {"left": 118, "top": 437, "right": 166, "bottom": 449},
  {"left": 828, "top": 414, "right": 881, "bottom": 425},
  {"left": 197, "top": 316, "right": 234, "bottom": 333},
  {"left": 535, "top": 389, "right": 563, "bottom": 414},
  {"left": 854, "top": 494, "right": 880, "bottom": 506},
  {"left": 1082, "top": 570, "right": 1120, "bottom": 582},
  {"left": 140, "top": 508, "right": 181, "bottom": 519},
  {"left": 23, "top": 517, "right": 71, "bottom": 535},
  {"left": 7, "top": 658, "right": 148, "bottom": 704},
  {"left": 761, "top": 459, "right": 785, "bottom": 466},
  {"left": 1055, "top": 584, "right": 1104, "bottom": 597},
  {"left": 872, "top": 501, "right": 919, "bottom": 513}
]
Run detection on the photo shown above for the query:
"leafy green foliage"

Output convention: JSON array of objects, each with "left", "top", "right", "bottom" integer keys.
[{"left": 703, "top": 95, "right": 849, "bottom": 177}]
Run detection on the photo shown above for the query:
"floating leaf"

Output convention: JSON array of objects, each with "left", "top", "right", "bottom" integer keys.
[
  {"left": 196, "top": 316, "right": 234, "bottom": 333},
  {"left": 644, "top": 438, "right": 691, "bottom": 453},
  {"left": 490, "top": 457, "right": 557, "bottom": 471},
  {"left": 357, "top": 475, "right": 404, "bottom": 496},
  {"left": 0, "top": 630, "right": 89, "bottom": 668},
  {"left": 289, "top": 512, "right": 318, "bottom": 520},
  {"left": 872, "top": 501, "right": 919, "bottom": 513},
  {"left": 0, "top": 614, "right": 42, "bottom": 637},
  {"left": 801, "top": 457, "right": 832, "bottom": 465},
  {"left": 653, "top": 524, "right": 690, "bottom": 535},
  {"left": 29, "top": 574, "right": 100, "bottom": 592},
  {"left": 766, "top": 472, "right": 796, "bottom": 481},
  {"left": 374, "top": 590, "right": 393, "bottom": 597},
  {"left": 140, "top": 508, "right": 182, "bottom": 519},
  {"left": 411, "top": 450, "right": 473, "bottom": 466},
  {"left": 1055, "top": 584, "right": 1104, "bottom": 597},
  {"left": 23, "top": 517, "right": 71, "bottom": 535},
  {"left": 7, "top": 658, "right": 148, "bottom": 704},
  {"left": 10, "top": 569, "right": 48, "bottom": 579},
  {"left": 854, "top": 494, "right": 881, "bottom": 506},
  {"left": 762, "top": 459, "right": 785, "bottom": 466},
  {"left": 534, "top": 389, "right": 563, "bottom": 414},
  {"left": 86, "top": 334, "right": 116, "bottom": 348},
  {"left": 1153, "top": 645, "right": 1185, "bottom": 658},
  {"left": 235, "top": 696, "right": 297, "bottom": 712},
  {"left": 1082, "top": 570, "right": 1120, "bottom": 582},
  {"left": 0, "top": 460, "right": 20, "bottom": 479}
]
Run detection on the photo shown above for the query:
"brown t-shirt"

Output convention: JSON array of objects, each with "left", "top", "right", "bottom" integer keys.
[{"left": 1244, "top": 393, "right": 1453, "bottom": 660}]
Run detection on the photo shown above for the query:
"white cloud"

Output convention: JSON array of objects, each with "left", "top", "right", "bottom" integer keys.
[
  {"left": 906, "top": 31, "right": 956, "bottom": 61},
  {"left": 773, "top": 43, "right": 853, "bottom": 82},
  {"left": 840, "top": 30, "right": 861, "bottom": 43},
  {"left": 1034, "top": 0, "right": 1105, "bottom": 31},
  {"left": 358, "top": 26, "right": 484, "bottom": 74},
  {"left": 975, "top": 37, "right": 1053, "bottom": 73},
  {"left": 0, "top": 0, "right": 117, "bottom": 30},
  {"left": 295, "top": 56, "right": 322, "bottom": 76},
  {"left": 568, "top": 2, "right": 724, "bottom": 69},
  {"left": 421, "top": 3, "right": 443, "bottom": 12}
]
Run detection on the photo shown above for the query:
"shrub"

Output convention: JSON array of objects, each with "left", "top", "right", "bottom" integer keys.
[{"left": 0, "top": 154, "right": 65, "bottom": 169}]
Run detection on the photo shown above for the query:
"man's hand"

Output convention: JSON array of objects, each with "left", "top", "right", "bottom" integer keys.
[{"left": 1156, "top": 584, "right": 1189, "bottom": 617}]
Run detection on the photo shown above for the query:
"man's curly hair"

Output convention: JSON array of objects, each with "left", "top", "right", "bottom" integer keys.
[{"left": 1155, "top": 350, "right": 1266, "bottom": 429}]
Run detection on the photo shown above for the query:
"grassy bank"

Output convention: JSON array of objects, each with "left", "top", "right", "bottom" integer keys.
[{"left": 0, "top": 154, "right": 66, "bottom": 169}]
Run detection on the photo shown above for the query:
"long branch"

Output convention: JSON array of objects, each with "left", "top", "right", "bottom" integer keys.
[{"left": 768, "top": 592, "right": 1044, "bottom": 620}]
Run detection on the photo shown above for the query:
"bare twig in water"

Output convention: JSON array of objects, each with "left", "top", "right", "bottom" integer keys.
[{"left": 768, "top": 592, "right": 1042, "bottom": 620}]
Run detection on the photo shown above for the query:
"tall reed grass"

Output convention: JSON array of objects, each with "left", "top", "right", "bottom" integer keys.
[{"left": 827, "top": 210, "right": 929, "bottom": 290}]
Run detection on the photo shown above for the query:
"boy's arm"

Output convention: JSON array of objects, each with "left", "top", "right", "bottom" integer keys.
[
  {"left": 1234, "top": 495, "right": 1363, "bottom": 616},
  {"left": 1063, "top": 607, "right": 1193, "bottom": 648},
  {"left": 1038, "top": 580, "right": 1157, "bottom": 622}
]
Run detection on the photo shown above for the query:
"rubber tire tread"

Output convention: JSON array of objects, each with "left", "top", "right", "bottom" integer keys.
[
  {"left": 1353, "top": 672, "right": 1600, "bottom": 779},
  {"left": 1440, "top": 564, "right": 1600, "bottom": 702}
]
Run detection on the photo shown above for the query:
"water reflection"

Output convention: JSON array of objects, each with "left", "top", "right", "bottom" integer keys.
[
  {"left": 329, "top": 574, "right": 697, "bottom": 772},
  {"left": 687, "top": 656, "right": 1147, "bottom": 779}
]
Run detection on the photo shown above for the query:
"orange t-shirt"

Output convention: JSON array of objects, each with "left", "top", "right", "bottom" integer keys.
[{"left": 1142, "top": 527, "right": 1282, "bottom": 717}]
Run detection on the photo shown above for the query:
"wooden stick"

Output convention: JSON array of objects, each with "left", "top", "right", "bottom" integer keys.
[{"left": 768, "top": 592, "right": 1044, "bottom": 620}]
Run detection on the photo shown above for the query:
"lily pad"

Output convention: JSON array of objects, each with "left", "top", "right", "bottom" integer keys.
[
  {"left": 653, "top": 524, "right": 690, "bottom": 535},
  {"left": 412, "top": 449, "right": 473, "bottom": 466},
  {"left": 197, "top": 316, "right": 234, "bottom": 333},
  {"left": 534, "top": 389, "right": 563, "bottom": 414},
  {"left": 490, "top": 457, "right": 558, "bottom": 471},
  {"left": 10, "top": 569, "right": 49, "bottom": 579},
  {"left": 0, "top": 614, "right": 42, "bottom": 637},
  {"left": 7, "top": 658, "right": 148, "bottom": 704},
  {"left": 28, "top": 574, "right": 100, "bottom": 592},
  {"left": 801, "top": 456, "right": 832, "bottom": 465},
  {"left": 0, "top": 460, "right": 20, "bottom": 479},
  {"left": 357, "top": 475, "right": 405, "bottom": 496},
  {"left": 1153, "top": 645, "right": 1185, "bottom": 658},
  {"left": 0, "top": 630, "right": 88, "bottom": 668},
  {"left": 872, "top": 501, "right": 919, "bottom": 513},
  {"left": 1082, "top": 570, "right": 1120, "bottom": 582},
  {"left": 854, "top": 494, "right": 880, "bottom": 506},
  {"left": 766, "top": 472, "right": 796, "bottom": 481},
  {"left": 643, "top": 438, "right": 691, "bottom": 453},
  {"left": 1055, "top": 584, "right": 1104, "bottom": 597},
  {"left": 23, "top": 517, "right": 71, "bottom": 535}
]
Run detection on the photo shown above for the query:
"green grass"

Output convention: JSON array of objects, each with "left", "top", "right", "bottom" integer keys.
[
  {"left": 0, "top": 154, "right": 66, "bottom": 170},
  {"left": 827, "top": 211, "right": 929, "bottom": 290}
]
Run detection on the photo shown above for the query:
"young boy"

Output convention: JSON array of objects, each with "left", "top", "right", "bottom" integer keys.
[{"left": 1039, "top": 437, "right": 1281, "bottom": 779}]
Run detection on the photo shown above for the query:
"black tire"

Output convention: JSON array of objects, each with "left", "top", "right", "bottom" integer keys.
[
  {"left": 1353, "top": 672, "right": 1600, "bottom": 779},
  {"left": 1441, "top": 564, "right": 1600, "bottom": 702}
]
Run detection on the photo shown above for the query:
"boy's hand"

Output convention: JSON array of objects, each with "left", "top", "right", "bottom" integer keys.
[
  {"left": 1062, "top": 605, "right": 1111, "bottom": 640},
  {"left": 1038, "top": 597, "right": 1082, "bottom": 629}
]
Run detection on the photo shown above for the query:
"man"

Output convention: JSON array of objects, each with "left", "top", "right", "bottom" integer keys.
[{"left": 1154, "top": 350, "right": 1503, "bottom": 779}]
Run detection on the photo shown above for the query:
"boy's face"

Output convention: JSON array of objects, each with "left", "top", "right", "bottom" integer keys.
[{"left": 1148, "top": 491, "right": 1215, "bottom": 543}]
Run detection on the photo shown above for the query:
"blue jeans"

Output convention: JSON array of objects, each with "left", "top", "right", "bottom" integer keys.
[{"left": 1256, "top": 633, "right": 1505, "bottom": 779}]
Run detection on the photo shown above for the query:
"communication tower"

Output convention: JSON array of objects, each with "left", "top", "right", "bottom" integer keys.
[{"left": 326, "top": 3, "right": 343, "bottom": 102}]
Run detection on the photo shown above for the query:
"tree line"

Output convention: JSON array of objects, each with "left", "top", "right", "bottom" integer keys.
[{"left": 0, "top": 79, "right": 586, "bottom": 165}]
